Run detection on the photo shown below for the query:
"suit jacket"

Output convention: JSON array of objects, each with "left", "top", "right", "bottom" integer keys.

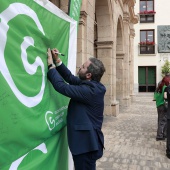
[
  {"left": 47, "top": 63, "right": 106, "bottom": 155},
  {"left": 165, "top": 86, "right": 170, "bottom": 119}
]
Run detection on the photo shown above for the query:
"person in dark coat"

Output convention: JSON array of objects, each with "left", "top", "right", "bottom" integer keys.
[
  {"left": 164, "top": 83, "right": 170, "bottom": 159},
  {"left": 47, "top": 48, "right": 106, "bottom": 170},
  {"left": 155, "top": 76, "right": 170, "bottom": 141}
]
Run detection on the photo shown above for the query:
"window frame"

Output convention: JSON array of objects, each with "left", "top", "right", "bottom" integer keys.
[
  {"left": 139, "top": 0, "right": 155, "bottom": 23},
  {"left": 139, "top": 29, "right": 155, "bottom": 54}
]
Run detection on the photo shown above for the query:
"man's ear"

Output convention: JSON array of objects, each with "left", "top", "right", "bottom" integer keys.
[{"left": 86, "top": 73, "right": 92, "bottom": 79}]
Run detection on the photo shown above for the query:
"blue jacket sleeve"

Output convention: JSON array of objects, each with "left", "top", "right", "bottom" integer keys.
[
  {"left": 47, "top": 68, "right": 95, "bottom": 104},
  {"left": 56, "top": 63, "right": 81, "bottom": 85}
]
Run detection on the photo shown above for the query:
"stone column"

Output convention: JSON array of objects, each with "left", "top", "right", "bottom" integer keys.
[
  {"left": 116, "top": 52, "right": 125, "bottom": 101},
  {"left": 129, "top": 27, "right": 136, "bottom": 101},
  {"left": 95, "top": 41, "right": 119, "bottom": 116},
  {"left": 60, "top": 0, "right": 68, "bottom": 13},
  {"left": 122, "top": 12, "right": 131, "bottom": 106},
  {"left": 77, "top": 0, "right": 95, "bottom": 68},
  {"left": 76, "top": 11, "right": 87, "bottom": 69}
]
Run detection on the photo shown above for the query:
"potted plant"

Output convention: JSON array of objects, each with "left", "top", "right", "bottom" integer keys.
[{"left": 161, "top": 60, "right": 170, "bottom": 77}]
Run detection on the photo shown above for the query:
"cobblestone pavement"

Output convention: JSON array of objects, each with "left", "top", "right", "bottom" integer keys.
[{"left": 97, "top": 93, "right": 170, "bottom": 170}]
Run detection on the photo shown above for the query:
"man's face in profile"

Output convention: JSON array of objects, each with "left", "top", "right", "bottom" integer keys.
[{"left": 77, "top": 60, "right": 91, "bottom": 80}]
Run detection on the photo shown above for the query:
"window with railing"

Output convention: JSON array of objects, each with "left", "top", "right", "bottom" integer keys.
[
  {"left": 139, "top": 30, "right": 155, "bottom": 54},
  {"left": 139, "top": 0, "right": 155, "bottom": 23}
]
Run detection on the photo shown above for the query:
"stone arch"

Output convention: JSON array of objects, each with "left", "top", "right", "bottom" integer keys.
[
  {"left": 95, "top": 0, "right": 113, "bottom": 42},
  {"left": 116, "top": 16, "right": 124, "bottom": 54},
  {"left": 116, "top": 15, "right": 125, "bottom": 104}
]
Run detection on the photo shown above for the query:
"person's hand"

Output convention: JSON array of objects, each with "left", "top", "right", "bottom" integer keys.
[
  {"left": 47, "top": 48, "right": 54, "bottom": 66},
  {"left": 51, "top": 48, "right": 59, "bottom": 63}
]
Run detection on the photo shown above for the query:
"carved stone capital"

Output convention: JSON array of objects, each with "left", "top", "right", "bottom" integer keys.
[{"left": 79, "top": 11, "right": 87, "bottom": 26}]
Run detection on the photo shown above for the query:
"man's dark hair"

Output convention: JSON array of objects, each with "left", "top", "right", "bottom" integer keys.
[{"left": 87, "top": 57, "right": 106, "bottom": 82}]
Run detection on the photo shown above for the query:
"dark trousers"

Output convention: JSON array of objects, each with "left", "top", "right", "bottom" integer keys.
[
  {"left": 72, "top": 144, "right": 103, "bottom": 170},
  {"left": 167, "top": 119, "right": 170, "bottom": 155},
  {"left": 157, "top": 105, "right": 167, "bottom": 139}
]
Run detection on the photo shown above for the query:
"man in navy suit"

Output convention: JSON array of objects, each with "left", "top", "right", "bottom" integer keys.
[{"left": 47, "top": 48, "right": 106, "bottom": 170}]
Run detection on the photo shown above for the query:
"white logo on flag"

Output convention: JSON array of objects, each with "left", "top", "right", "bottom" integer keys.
[{"left": 0, "top": 3, "right": 45, "bottom": 108}]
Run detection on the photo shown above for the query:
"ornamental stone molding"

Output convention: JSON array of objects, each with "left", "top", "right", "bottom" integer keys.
[
  {"left": 79, "top": 11, "right": 87, "bottom": 26},
  {"left": 123, "top": 12, "right": 130, "bottom": 23},
  {"left": 95, "top": 41, "right": 113, "bottom": 49},
  {"left": 123, "top": 0, "right": 136, "bottom": 7},
  {"left": 122, "top": 0, "right": 138, "bottom": 24},
  {"left": 130, "top": 28, "right": 135, "bottom": 38},
  {"left": 116, "top": 52, "right": 125, "bottom": 59}
]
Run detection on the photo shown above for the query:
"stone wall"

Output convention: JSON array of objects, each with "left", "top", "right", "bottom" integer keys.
[{"left": 50, "top": 0, "right": 138, "bottom": 116}]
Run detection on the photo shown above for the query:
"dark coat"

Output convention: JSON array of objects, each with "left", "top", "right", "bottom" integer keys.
[
  {"left": 165, "top": 86, "right": 170, "bottom": 119},
  {"left": 47, "top": 63, "right": 106, "bottom": 155}
]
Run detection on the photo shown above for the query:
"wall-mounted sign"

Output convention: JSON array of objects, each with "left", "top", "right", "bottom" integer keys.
[{"left": 158, "top": 25, "right": 170, "bottom": 53}]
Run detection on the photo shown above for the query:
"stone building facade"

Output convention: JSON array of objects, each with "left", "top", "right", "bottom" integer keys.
[{"left": 50, "top": 0, "right": 138, "bottom": 116}]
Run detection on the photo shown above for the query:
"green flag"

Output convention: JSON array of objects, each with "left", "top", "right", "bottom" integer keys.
[
  {"left": 69, "top": 0, "right": 82, "bottom": 24},
  {"left": 0, "top": 0, "right": 77, "bottom": 169}
]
